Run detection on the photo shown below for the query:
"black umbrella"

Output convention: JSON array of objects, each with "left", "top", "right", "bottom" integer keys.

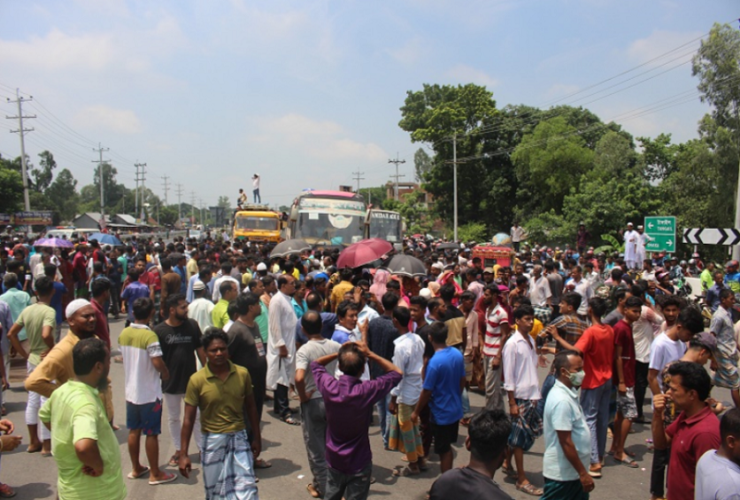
[
  {"left": 436, "top": 242, "right": 459, "bottom": 251},
  {"left": 381, "top": 254, "right": 427, "bottom": 278},
  {"left": 270, "top": 239, "right": 311, "bottom": 258}
]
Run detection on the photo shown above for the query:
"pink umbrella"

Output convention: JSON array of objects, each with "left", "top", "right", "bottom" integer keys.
[{"left": 337, "top": 239, "right": 393, "bottom": 269}]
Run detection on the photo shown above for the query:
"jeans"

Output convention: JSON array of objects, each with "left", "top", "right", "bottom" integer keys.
[
  {"left": 650, "top": 446, "right": 670, "bottom": 498},
  {"left": 537, "top": 373, "right": 557, "bottom": 416},
  {"left": 634, "top": 361, "right": 649, "bottom": 419},
  {"left": 301, "top": 398, "right": 328, "bottom": 497},
  {"left": 580, "top": 379, "right": 612, "bottom": 464},
  {"left": 163, "top": 393, "right": 202, "bottom": 451},
  {"left": 325, "top": 462, "right": 372, "bottom": 500},
  {"left": 376, "top": 392, "right": 391, "bottom": 448},
  {"left": 482, "top": 357, "right": 504, "bottom": 412},
  {"left": 462, "top": 387, "right": 471, "bottom": 416},
  {"left": 109, "top": 282, "right": 121, "bottom": 315},
  {"left": 253, "top": 189, "right": 261, "bottom": 204},
  {"left": 274, "top": 384, "right": 291, "bottom": 419}
]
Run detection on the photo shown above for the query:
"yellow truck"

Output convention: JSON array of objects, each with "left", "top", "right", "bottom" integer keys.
[{"left": 232, "top": 205, "right": 282, "bottom": 243}]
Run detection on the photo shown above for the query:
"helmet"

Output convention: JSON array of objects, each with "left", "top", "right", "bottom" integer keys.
[
  {"left": 680, "top": 260, "right": 687, "bottom": 266},
  {"left": 688, "top": 259, "right": 695, "bottom": 265},
  {"left": 692, "top": 252, "right": 700, "bottom": 258}
]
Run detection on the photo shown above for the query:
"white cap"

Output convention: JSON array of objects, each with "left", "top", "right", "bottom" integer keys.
[
  {"left": 419, "top": 288, "right": 433, "bottom": 299},
  {"left": 66, "top": 299, "right": 92, "bottom": 318},
  {"left": 256, "top": 263, "right": 267, "bottom": 271}
]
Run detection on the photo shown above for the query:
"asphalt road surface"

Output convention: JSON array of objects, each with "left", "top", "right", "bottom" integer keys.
[{"left": 0, "top": 317, "right": 733, "bottom": 500}]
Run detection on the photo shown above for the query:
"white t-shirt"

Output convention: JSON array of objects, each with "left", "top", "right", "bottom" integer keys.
[
  {"left": 253, "top": 176, "right": 260, "bottom": 189},
  {"left": 483, "top": 304, "right": 509, "bottom": 357},
  {"left": 118, "top": 324, "right": 163, "bottom": 405},
  {"left": 511, "top": 226, "right": 525, "bottom": 242},
  {"left": 529, "top": 275, "right": 552, "bottom": 307},
  {"left": 648, "top": 333, "right": 686, "bottom": 392},
  {"left": 633, "top": 305, "right": 664, "bottom": 363}
]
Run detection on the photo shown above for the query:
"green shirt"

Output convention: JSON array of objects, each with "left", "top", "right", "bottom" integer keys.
[
  {"left": 117, "top": 256, "right": 128, "bottom": 284},
  {"left": 39, "top": 381, "right": 126, "bottom": 500},
  {"left": 700, "top": 268, "right": 713, "bottom": 292},
  {"left": 256, "top": 302, "right": 269, "bottom": 343},
  {"left": 0, "top": 288, "right": 32, "bottom": 342},
  {"left": 185, "top": 361, "right": 253, "bottom": 434},
  {"left": 212, "top": 299, "right": 230, "bottom": 329},
  {"left": 16, "top": 302, "right": 56, "bottom": 365}
]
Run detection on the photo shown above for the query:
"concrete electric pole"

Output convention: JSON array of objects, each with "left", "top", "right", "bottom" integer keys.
[
  {"left": 92, "top": 143, "right": 110, "bottom": 221},
  {"left": 6, "top": 89, "right": 35, "bottom": 211},
  {"left": 388, "top": 153, "right": 406, "bottom": 201}
]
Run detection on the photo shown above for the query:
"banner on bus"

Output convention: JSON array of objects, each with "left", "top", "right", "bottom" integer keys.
[{"left": 13, "top": 211, "right": 54, "bottom": 225}]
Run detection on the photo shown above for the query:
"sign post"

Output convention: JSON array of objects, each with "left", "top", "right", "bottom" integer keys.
[{"left": 644, "top": 216, "right": 676, "bottom": 253}]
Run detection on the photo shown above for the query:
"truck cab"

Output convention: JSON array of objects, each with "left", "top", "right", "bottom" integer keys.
[{"left": 232, "top": 205, "right": 282, "bottom": 243}]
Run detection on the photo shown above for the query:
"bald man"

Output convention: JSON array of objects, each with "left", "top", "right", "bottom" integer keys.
[{"left": 25, "top": 299, "right": 114, "bottom": 421}]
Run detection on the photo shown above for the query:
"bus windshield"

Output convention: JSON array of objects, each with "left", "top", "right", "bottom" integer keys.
[
  {"left": 294, "top": 197, "right": 366, "bottom": 246},
  {"left": 369, "top": 212, "right": 401, "bottom": 242},
  {"left": 235, "top": 216, "right": 278, "bottom": 231}
]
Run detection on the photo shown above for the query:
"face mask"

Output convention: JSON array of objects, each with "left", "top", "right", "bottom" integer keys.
[{"left": 569, "top": 370, "right": 585, "bottom": 387}]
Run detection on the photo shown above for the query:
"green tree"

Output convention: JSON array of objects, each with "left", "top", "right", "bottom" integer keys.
[
  {"left": 414, "top": 148, "right": 432, "bottom": 183},
  {"left": 591, "top": 131, "right": 637, "bottom": 180},
  {"left": 31, "top": 150, "right": 56, "bottom": 193},
  {"left": 46, "top": 168, "right": 79, "bottom": 223},
  {"left": 512, "top": 116, "right": 594, "bottom": 215},
  {"left": 0, "top": 155, "right": 23, "bottom": 213},
  {"left": 638, "top": 133, "right": 677, "bottom": 182},
  {"left": 217, "top": 196, "right": 231, "bottom": 212}
]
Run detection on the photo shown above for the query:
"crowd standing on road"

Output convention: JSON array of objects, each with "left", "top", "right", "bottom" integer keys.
[{"left": 0, "top": 225, "right": 738, "bottom": 500}]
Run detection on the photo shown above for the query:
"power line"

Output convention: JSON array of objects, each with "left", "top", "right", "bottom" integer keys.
[
  {"left": 176, "top": 183, "right": 184, "bottom": 223},
  {"left": 388, "top": 153, "right": 406, "bottom": 201},
  {"left": 6, "top": 89, "right": 35, "bottom": 211},
  {"left": 92, "top": 143, "right": 110, "bottom": 220},
  {"left": 351, "top": 171, "right": 365, "bottom": 192},
  {"left": 161, "top": 175, "right": 170, "bottom": 205}
]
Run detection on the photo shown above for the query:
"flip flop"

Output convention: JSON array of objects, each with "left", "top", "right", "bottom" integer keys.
[
  {"left": 127, "top": 466, "right": 150, "bottom": 479},
  {"left": 608, "top": 449, "right": 636, "bottom": 458},
  {"left": 393, "top": 466, "right": 421, "bottom": 477},
  {"left": 516, "top": 482, "right": 543, "bottom": 496},
  {"left": 502, "top": 465, "right": 517, "bottom": 478},
  {"left": 613, "top": 455, "right": 639, "bottom": 468},
  {"left": 306, "top": 484, "right": 320, "bottom": 498},
  {"left": 283, "top": 416, "right": 301, "bottom": 426},
  {"left": 149, "top": 472, "right": 177, "bottom": 485},
  {"left": 254, "top": 458, "right": 272, "bottom": 469},
  {"left": 168, "top": 453, "right": 180, "bottom": 467}
]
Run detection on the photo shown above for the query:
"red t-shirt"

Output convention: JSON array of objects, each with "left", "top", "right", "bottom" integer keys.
[
  {"left": 575, "top": 323, "right": 615, "bottom": 389},
  {"left": 90, "top": 299, "right": 110, "bottom": 348},
  {"left": 665, "top": 406, "right": 720, "bottom": 500},
  {"left": 612, "top": 319, "right": 635, "bottom": 388}
]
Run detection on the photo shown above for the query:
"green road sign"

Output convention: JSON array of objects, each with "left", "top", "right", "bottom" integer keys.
[{"left": 644, "top": 216, "right": 676, "bottom": 253}]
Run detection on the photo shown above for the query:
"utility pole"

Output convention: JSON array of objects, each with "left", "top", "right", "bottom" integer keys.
[
  {"left": 199, "top": 198, "right": 204, "bottom": 226},
  {"left": 161, "top": 175, "right": 170, "bottom": 205},
  {"left": 134, "top": 162, "right": 147, "bottom": 221},
  {"left": 6, "top": 89, "right": 35, "bottom": 211},
  {"left": 92, "top": 143, "right": 110, "bottom": 221},
  {"left": 453, "top": 134, "right": 458, "bottom": 242},
  {"left": 134, "top": 163, "right": 140, "bottom": 216},
  {"left": 388, "top": 153, "right": 406, "bottom": 201},
  {"left": 190, "top": 191, "right": 196, "bottom": 226},
  {"left": 175, "top": 183, "right": 184, "bottom": 225},
  {"left": 352, "top": 171, "right": 365, "bottom": 193}
]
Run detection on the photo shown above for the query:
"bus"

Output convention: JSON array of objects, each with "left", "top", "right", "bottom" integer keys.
[
  {"left": 367, "top": 209, "right": 403, "bottom": 244},
  {"left": 232, "top": 205, "right": 282, "bottom": 243},
  {"left": 287, "top": 190, "right": 367, "bottom": 246}
]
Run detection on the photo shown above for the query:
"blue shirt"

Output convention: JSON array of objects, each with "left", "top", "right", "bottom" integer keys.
[
  {"left": 121, "top": 282, "right": 151, "bottom": 322},
  {"left": 50, "top": 282, "right": 67, "bottom": 324},
  {"left": 543, "top": 380, "right": 591, "bottom": 481},
  {"left": 422, "top": 347, "right": 465, "bottom": 425},
  {"left": 695, "top": 449, "right": 740, "bottom": 500},
  {"left": 174, "top": 266, "right": 187, "bottom": 294},
  {"left": 296, "top": 312, "right": 338, "bottom": 344}
]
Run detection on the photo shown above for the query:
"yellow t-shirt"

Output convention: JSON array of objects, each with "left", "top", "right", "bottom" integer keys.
[{"left": 185, "top": 361, "right": 253, "bottom": 434}]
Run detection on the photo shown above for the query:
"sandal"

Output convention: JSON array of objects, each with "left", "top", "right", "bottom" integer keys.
[
  {"left": 502, "top": 464, "right": 517, "bottom": 478},
  {"left": 516, "top": 482, "right": 543, "bottom": 496},
  {"left": 608, "top": 449, "right": 636, "bottom": 458},
  {"left": 306, "top": 484, "right": 320, "bottom": 498},
  {"left": 127, "top": 466, "right": 150, "bottom": 479},
  {"left": 254, "top": 458, "right": 272, "bottom": 469},
  {"left": 588, "top": 465, "right": 602, "bottom": 478},
  {"left": 148, "top": 472, "right": 177, "bottom": 485},
  {"left": 168, "top": 453, "right": 180, "bottom": 467},
  {"left": 393, "top": 466, "right": 421, "bottom": 477},
  {"left": 283, "top": 415, "right": 301, "bottom": 426},
  {"left": 0, "top": 482, "right": 15, "bottom": 498},
  {"left": 613, "top": 454, "right": 639, "bottom": 468}
]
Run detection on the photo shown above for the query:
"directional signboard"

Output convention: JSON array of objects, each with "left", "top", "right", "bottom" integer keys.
[
  {"left": 644, "top": 216, "right": 676, "bottom": 253},
  {"left": 683, "top": 228, "right": 740, "bottom": 246}
]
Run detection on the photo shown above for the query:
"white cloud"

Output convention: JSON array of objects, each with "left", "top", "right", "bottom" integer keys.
[
  {"left": 626, "top": 30, "right": 703, "bottom": 66},
  {"left": 0, "top": 29, "right": 116, "bottom": 71},
  {"left": 445, "top": 64, "right": 498, "bottom": 88},
  {"left": 249, "top": 113, "right": 387, "bottom": 162},
  {"left": 386, "top": 37, "right": 425, "bottom": 65},
  {"left": 73, "top": 105, "right": 142, "bottom": 134}
]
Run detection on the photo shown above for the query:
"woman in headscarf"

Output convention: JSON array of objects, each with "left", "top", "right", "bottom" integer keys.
[{"left": 370, "top": 268, "right": 390, "bottom": 303}]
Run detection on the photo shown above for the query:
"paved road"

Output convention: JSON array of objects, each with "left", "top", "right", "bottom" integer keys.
[{"left": 0, "top": 317, "right": 733, "bottom": 499}]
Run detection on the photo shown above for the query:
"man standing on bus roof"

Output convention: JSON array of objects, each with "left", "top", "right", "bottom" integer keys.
[
  {"left": 238, "top": 189, "right": 247, "bottom": 210},
  {"left": 253, "top": 174, "right": 261, "bottom": 204}
]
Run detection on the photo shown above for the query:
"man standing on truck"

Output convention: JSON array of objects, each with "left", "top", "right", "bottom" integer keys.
[{"left": 253, "top": 174, "right": 261, "bottom": 204}]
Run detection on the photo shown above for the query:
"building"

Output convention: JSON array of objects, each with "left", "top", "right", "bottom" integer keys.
[
  {"left": 385, "top": 182, "right": 433, "bottom": 208},
  {"left": 71, "top": 212, "right": 109, "bottom": 230}
]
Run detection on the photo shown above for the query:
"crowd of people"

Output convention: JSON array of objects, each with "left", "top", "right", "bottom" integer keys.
[{"left": 0, "top": 227, "right": 738, "bottom": 500}]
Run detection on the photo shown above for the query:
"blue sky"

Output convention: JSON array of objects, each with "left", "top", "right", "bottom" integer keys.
[{"left": 0, "top": 0, "right": 736, "bottom": 210}]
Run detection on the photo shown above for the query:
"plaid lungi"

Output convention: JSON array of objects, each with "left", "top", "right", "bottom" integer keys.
[
  {"left": 508, "top": 398, "right": 543, "bottom": 452},
  {"left": 201, "top": 430, "right": 258, "bottom": 500},
  {"left": 388, "top": 403, "right": 424, "bottom": 463}
]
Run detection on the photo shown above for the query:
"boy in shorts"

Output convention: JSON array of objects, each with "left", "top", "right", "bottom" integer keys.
[
  {"left": 610, "top": 296, "right": 643, "bottom": 468},
  {"left": 411, "top": 322, "right": 466, "bottom": 478},
  {"left": 118, "top": 297, "right": 176, "bottom": 485}
]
